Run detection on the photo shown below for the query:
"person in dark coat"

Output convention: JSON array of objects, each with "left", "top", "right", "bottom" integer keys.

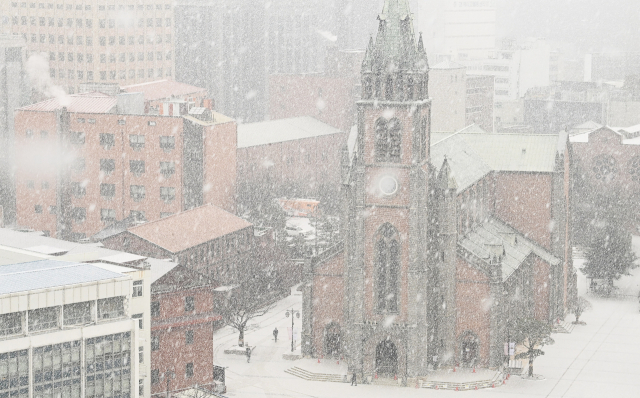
[
  {"left": 351, "top": 372, "right": 357, "bottom": 386},
  {"left": 273, "top": 328, "right": 279, "bottom": 342},
  {"left": 246, "top": 347, "right": 251, "bottom": 363}
]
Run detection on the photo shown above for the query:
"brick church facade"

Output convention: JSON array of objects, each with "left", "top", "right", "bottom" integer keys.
[{"left": 302, "top": 0, "right": 576, "bottom": 384}]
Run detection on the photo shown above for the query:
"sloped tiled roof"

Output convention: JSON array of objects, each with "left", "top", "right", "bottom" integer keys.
[
  {"left": 126, "top": 204, "right": 252, "bottom": 253},
  {"left": 431, "top": 125, "right": 562, "bottom": 176},
  {"left": 460, "top": 134, "right": 561, "bottom": 172},
  {"left": 18, "top": 92, "right": 117, "bottom": 113},
  {"left": 431, "top": 134, "right": 492, "bottom": 193},
  {"left": 459, "top": 218, "right": 561, "bottom": 282},
  {"left": 0, "top": 260, "right": 127, "bottom": 295},
  {"left": 121, "top": 79, "right": 206, "bottom": 101},
  {"left": 237, "top": 117, "right": 342, "bottom": 148}
]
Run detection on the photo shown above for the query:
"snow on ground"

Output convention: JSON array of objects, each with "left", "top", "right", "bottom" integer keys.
[{"left": 213, "top": 255, "right": 640, "bottom": 398}]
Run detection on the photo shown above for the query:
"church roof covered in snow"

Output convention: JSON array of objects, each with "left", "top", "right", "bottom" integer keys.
[
  {"left": 459, "top": 217, "right": 561, "bottom": 282},
  {"left": 430, "top": 125, "right": 564, "bottom": 192},
  {"left": 237, "top": 117, "right": 342, "bottom": 148}
]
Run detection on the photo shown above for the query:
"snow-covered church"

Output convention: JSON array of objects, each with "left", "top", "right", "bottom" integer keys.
[{"left": 301, "top": 0, "right": 577, "bottom": 383}]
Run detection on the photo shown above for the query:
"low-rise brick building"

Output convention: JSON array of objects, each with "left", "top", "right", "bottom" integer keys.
[
  {"left": 100, "top": 204, "right": 253, "bottom": 284},
  {"left": 570, "top": 124, "right": 640, "bottom": 235},
  {"left": 236, "top": 117, "right": 345, "bottom": 209},
  {"left": 149, "top": 265, "right": 221, "bottom": 396}
]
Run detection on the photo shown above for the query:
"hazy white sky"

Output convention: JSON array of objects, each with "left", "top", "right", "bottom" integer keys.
[{"left": 496, "top": 0, "right": 639, "bottom": 52}]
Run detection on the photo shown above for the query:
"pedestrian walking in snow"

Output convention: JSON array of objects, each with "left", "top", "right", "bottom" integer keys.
[
  {"left": 246, "top": 347, "right": 251, "bottom": 363},
  {"left": 351, "top": 372, "right": 357, "bottom": 386},
  {"left": 273, "top": 327, "right": 279, "bottom": 342}
]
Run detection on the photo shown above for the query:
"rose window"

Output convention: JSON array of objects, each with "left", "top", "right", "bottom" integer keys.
[{"left": 592, "top": 155, "right": 617, "bottom": 181}]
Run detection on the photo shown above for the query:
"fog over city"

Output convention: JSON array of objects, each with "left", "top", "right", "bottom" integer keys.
[{"left": 0, "top": 1, "right": 639, "bottom": 398}]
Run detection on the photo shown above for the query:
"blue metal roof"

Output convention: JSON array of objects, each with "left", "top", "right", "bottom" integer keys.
[{"left": 0, "top": 260, "right": 128, "bottom": 295}]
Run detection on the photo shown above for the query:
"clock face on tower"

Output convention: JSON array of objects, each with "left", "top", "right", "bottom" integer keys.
[{"left": 379, "top": 176, "right": 399, "bottom": 196}]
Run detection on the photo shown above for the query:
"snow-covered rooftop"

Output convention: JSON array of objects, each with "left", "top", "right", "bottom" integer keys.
[{"left": 237, "top": 117, "right": 342, "bottom": 148}]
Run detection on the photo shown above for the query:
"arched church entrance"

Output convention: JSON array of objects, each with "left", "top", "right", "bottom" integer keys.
[
  {"left": 460, "top": 333, "right": 479, "bottom": 367},
  {"left": 375, "top": 339, "right": 398, "bottom": 376},
  {"left": 323, "top": 323, "right": 341, "bottom": 358}
]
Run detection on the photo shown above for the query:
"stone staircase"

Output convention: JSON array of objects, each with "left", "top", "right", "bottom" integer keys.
[
  {"left": 419, "top": 371, "right": 506, "bottom": 391},
  {"left": 553, "top": 320, "right": 575, "bottom": 334},
  {"left": 284, "top": 367, "right": 346, "bottom": 383},
  {"left": 370, "top": 377, "right": 403, "bottom": 386}
]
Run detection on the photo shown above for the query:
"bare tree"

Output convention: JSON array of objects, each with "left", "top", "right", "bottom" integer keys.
[
  {"left": 571, "top": 297, "right": 592, "bottom": 324},
  {"left": 510, "top": 317, "right": 555, "bottom": 378},
  {"left": 216, "top": 271, "right": 279, "bottom": 347}
]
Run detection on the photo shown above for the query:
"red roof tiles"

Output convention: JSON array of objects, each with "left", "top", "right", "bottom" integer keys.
[{"left": 127, "top": 204, "right": 252, "bottom": 253}]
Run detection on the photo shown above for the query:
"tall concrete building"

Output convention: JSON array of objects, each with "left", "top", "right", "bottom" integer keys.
[
  {"left": 174, "top": 0, "right": 356, "bottom": 123},
  {"left": 0, "top": 234, "right": 153, "bottom": 398},
  {"left": 1, "top": 0, "right": 175, "bottom": 95},
  {"left": 413, "top": 0, "right": 496, "bottom": 63},
  {"left": 174, "top": 0, "right": 266, "bottom": 123},
  {"left": 0, "top": 34, "right": 29, "bottom": 226}
]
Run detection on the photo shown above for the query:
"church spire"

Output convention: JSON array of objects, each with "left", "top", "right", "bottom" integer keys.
[
  {"left": 370, "top": 0, "right": 420, "bottom": 72},
  {"left": 360, "top": 0, "right": 429, "bottom": 101}
]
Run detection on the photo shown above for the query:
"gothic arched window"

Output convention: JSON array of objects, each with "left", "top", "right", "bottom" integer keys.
[
  {"left": 364, "top": 77, "right": 373, "bottom": 99},
  {"left": 376, "top": 223, "right": 400, "bottom": 313},
  {"left": 385, "top": 75, "right": 394, "bottom": 100},
  {"left": 375, "top": 78, "right": 382, "bottom": 98},
  {"left": 407, "top": 77, "right": 414, "bottom": 100},
  {"left": 375, "top": 118, "right": 402, "bottom": 163}
]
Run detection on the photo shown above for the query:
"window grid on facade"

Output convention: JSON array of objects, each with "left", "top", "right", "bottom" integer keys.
[
  {"left": 132, "top": 280, "right": 143, "bottom": 297},
  {"left": 100, "top": 183, "right": 115, "bottom": 199},
  {"left": 0, "top": 350, "right": 29, "bottom": 398},
  {"left": 100, "top": 209, "right": 116, "bottom": 223},
  {"left": 184, "top": 296, "right": 194, "bottom": 312},
  {"left": 130, "top": 160, "right": 145, "bottom": 175},
  {"left": 150, "top": 301, "right": 160, "bottom": 318},
  {"left": 32, "top": 342, "right": 81, "bottom": 398},
  {"left": 160, "top": 187, "right": 175, "bottom": 203},
  {"left": 129, "top": 135, "right": 144, "bottom": 150},
  {"left": 130, "top": 185, "right": 145, "bottom": 201},
  {"left": 160, "top": 161, "right": 175, "bottom": 177},
  {"left": 132, "top": 314, "right": 143, "bottom": 330},
  {"left": 85, "top": 333, "right": 131, "bottom": 398}
]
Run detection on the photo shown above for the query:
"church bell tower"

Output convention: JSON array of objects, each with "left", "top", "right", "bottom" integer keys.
[{"left": 343, "top": 0, "right": 433, "bottom": 381}]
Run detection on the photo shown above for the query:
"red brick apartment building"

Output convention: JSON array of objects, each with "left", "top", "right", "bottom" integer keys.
[
  {"left": 14, "top": 92, "right": 236, "bottom": 240},
  {"left": 100, "top": 204, "right": 254, "bottom": 283},
  {"left": 149, "top": 264, "right": 220, "bottom": 396}
]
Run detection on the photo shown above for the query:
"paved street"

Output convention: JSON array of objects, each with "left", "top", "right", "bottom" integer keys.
[{"left": 213, "top": 261, "right": 640, "bottom": 398}]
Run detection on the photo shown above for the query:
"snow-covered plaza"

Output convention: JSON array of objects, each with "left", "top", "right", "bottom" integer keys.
[{"left": 212, "top": 247, "right": 640, "bottom": 398}]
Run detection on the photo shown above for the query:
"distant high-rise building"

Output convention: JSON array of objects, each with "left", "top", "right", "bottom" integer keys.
[
  {"left": 0, "top": 0, "right": 175, "bottom": 95},
  {"left": 0, "top": 34, "right": 29, "bottom": 226},
  {"left": 175, "top": 0, "right": 348, "bottom": 123},
  {"left": 412, "top": 0, "right": 496, "bottom": 62}
]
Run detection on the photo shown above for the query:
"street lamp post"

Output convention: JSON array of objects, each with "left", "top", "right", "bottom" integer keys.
[{"left": 285, "top": 308, "right": 301, "bottom": 353}]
